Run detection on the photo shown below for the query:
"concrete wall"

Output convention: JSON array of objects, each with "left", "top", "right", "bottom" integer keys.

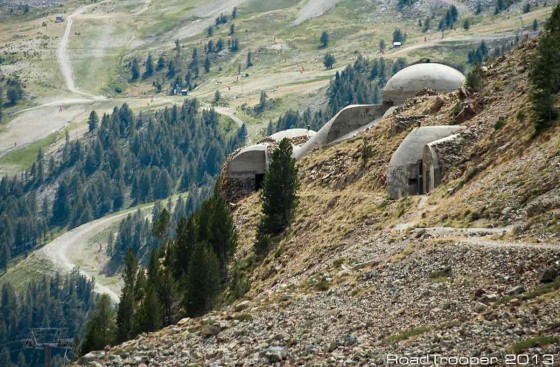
[
  {"left": 422, "top": 133, "right": 465, "bottom": 193},
  {"left": 228, "top": 144, "right": 268, "bottom": 177},
  {"left": 295, "top": 104, "right": 390, "bottom": 159},
  {"left": 387, "top": 126, "right": 465, "bottom": 199},
  {"left": 383, "top": 63, "right": 466, "bottom": 105}
]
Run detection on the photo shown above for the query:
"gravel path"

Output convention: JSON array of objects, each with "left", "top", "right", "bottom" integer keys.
[{"left": 41, "top": 211, "right": 132, "bottom": 303}]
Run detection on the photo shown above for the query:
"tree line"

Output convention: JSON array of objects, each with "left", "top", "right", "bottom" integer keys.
[
  {"left": 0, "top": 269, "right": 95, "bottom": 367},
  {"left": 81, "top": 187, "right": 238, "bottom": 354},
  {"left": 0, "top": 99, "right": 246, "bottom": 273}
]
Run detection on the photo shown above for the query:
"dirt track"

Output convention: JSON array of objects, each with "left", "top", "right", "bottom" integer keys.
[{"left": 40, "top": 211, "right": 132, "bottom": 302}]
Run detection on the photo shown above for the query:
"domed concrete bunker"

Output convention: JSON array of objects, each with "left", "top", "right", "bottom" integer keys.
[
  {"left": 227, "top": 143, "right": 269, "bottom": 192},
  {"left": 294, "top": 104, "right": 390, "bottom": 159},
  {"left": 383, "top": 63, "right": 466, "bottom": 105},
  {"left": 387, "top": 126, "right": 466, "bottom": 199}
]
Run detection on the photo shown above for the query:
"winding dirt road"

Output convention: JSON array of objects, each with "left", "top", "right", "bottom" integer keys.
[
  {"left": 57, "top": 0, "right": 110, "bottom": 99},
  {"left": 41, "top": 211, "right": 131, "bottom": 302}
]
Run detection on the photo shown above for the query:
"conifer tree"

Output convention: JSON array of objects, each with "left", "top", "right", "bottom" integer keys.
[
  {"left": 246, "top": 51, "right": 253, "bottom": 68},
  {"left": 144, "top": 54, "right": 154, "bottom": 78},
  {"left": 257, "top": 138, "right": 299, "bottom": 240},
  {"left": 185, "top": 244, "right": 221, "bottom": 316},
  {"left": 88, "top": 111, "right": 99, "bottom": 132},
  {"left": 81, "top": 294, "right": 114, "bottom": 355},
  {"left": 208, "top": 196, "right": 237, "bottom": 281},
  {"left": 530, "top": 4, "right": 560, "bottom": 131},
  {"left": 0, "top": 242, "right": 10, "bottom": 272},
  {"left": 320, "top": 31, "right": 329, "bottom": 48},
  {"left": 116, "top": 249, "right": 138, "bottom": 342},
  {"left": 130, "top": 58, "right": 140, "bottom": 81},
  {"left": 204, "top": 56, "right": 211, "bottom": 73}
]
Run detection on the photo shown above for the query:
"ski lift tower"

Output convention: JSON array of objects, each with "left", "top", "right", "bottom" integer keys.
[{"left": 23, "top": 328, "right": 74, "bottom": 367}]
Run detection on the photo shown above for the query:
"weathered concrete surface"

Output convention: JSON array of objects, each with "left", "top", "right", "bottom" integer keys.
[
  {"left": 383, "top": 63, "right": 465, "bottom": 105},
  {"left": 423, "top": 133, "right": 465, "bottom": 193},
  {"left": 269, "top": 128, "right": 316, "bottom": 142},
  {"left": 295, "top": 104, "right": 390, "bottom": 159},
  {"left": 228, "top": 143, "right": 269, "bottom": 177},
  {"left": 387, "top": 126, "right": 465, "bottom": 199}
]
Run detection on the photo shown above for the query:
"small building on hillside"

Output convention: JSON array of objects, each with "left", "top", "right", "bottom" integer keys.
[
  {"left": 387, "top": 126, "right": 466, "bottom": 199},
  {"left": 422, "top": 133, "right": 466, "bottom": 194},
  {"left": 393, "top": 41, "right": 402, "bottom": 48},
  {"left": 222, "top": 128, "right": 316, "bottom": 202},
  {"left": 55, "top": 14, "right": 64, "bottom": 23}
]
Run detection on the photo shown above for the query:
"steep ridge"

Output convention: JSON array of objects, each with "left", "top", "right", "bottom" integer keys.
[{"left": 78, "top": 39, "right": 560, "bottom": 366}]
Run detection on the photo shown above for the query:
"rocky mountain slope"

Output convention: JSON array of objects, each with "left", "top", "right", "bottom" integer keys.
[{"left": 78, "top": 39, "right": 560, "bottom": 366}]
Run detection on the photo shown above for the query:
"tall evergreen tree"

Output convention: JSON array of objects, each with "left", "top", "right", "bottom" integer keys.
[
  {"left": 116, "top": 249, "right": 138, "bottom": 342},
  {"left": 257, "top": 138, "right": 299, "bottom": 238},
  {"left": 130, "top": 58, "right": 140, "bottom": 81},
  {"left": 81, "top": 294, "right": 115, "bottom": 355},
  {"left": 208, "top": 196, "right": 237, "bottom": 281},
  {"left": 246, "top": 51, "right": 253, "bottom": 68},
  {"left": 88, "top": 111, "right": 99, "bottom": 132},
  {"left": 530, "top": 4, "right": 560, "bottom": 131},
  {"left": 320, "top": 31, "right": 329, "bottom": 48},
  {"left": 144, "top": 54, "right": 154, "bottom": 78},
  {"left": 185, "top": 244, "right": 221, "bottom": 316}
]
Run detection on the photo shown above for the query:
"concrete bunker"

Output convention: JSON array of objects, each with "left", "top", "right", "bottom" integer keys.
[
  {"left": 383, "top": 63, "right": 466, "bottom": 105},
  {"left": 422, "top": 133, "right": 466, "bottom": 194},
  {"left": 387, "top": 126, "right": 465, "bottom": 199},
  {"left": 295, "top": 104, "right": 390, "bottom": 159},
  {"left": 223, "top": 129, "right": 316, "bottom": 202},
  {"left": 227, "top": 143, "right": 269, "bottom": 194}
]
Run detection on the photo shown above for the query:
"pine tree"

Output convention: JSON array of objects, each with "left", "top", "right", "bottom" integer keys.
[
  {"left": 324, "top": 53, "right": 336, "bottom": 69},
  {"left": 530, "top": 4, "right": 560, "bottom": 131},
  {"left": 246, "top": 51, "right": 253, "bottom": 68},
  {"left": 116, "top": 249, "right": 138, "bottom": 342},
  {"left": 463, "top": 19, "right": 471, "bottom": 30},
  {"left": 130, "top": 58, "right": 140, "bottom": 81},
  {"left": 156, "top": 54, "right": 166, "bottom": 71},
  {"left": 207, "top": 26, "right": 214, "bottom": 37},
  {"left": 320, "top": 31, "right": 329, "bottom": 48},
  {"left": 204, "top": 56, "right": 211, "bottom": 73},
  {"left": 185, "top": 244, "right": 221, "bottom": 316},
  {"left": 152, "top": 208, "right": 170, "bottom": 246},
  {"left": 81, "top": 294, "right": 114, "bottom": 355},
  {"left": 0, "top": 243, "right": 9, "bottom": 271},
  {"left": 88, "top": 111, "right": 99, "bottom": 132},
  {"left": 229, "top": 23, "right": 235, "bottom": 35},
  {"left": 232, "top": 6, "right": 237, "bottom": 19},
  {"left": 208, "top": 196, "right": 237, "bottom": 281},
  {"left": 144, "top": 54, "right": 154, "bottom": 78},
  {"left": 257, "top": 138, "right": 299, "bottom": 240},
  {"left": 533, "top": 19, "right": 539, "bottom": 31}
]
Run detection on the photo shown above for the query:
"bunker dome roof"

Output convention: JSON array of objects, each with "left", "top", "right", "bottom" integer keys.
[
  {"left": 269, "top": 128, "right": 316, "bottom": 142},
  {"left": 389, "top": 126, "right": 466, "bottom": 168},
  {"left": 383, "top": 63, "right": 465, "bottom": 104}
]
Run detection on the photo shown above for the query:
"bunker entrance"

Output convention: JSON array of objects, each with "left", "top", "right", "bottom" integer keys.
[{"left": 255, "top": 174, "right": 265, "bottom": 190}]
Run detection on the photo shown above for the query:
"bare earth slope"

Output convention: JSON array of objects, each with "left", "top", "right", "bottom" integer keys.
[{"left": 78, "top": 39, "right": 560, "bottom": 365}]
